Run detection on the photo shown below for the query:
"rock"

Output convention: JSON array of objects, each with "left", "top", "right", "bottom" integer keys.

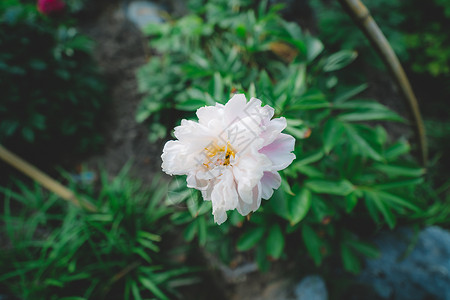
[
  {"left": 294, "top": 275, "right": 328, "bottom": 300},
  {"left": 359, "top": 226, "right": 450, "bottom": 300},
  {"left": 125, "top": 1, "right": 166, "bottom": 30}
]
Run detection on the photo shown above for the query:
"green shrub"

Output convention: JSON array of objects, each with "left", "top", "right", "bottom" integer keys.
[
  {"left": 136, "top": 0, "right": 433, "bottom": 274},
  {"left": 0, "top": 166, "right": 195, "bottom": 300},
  {"left": 0, "top": 1, "right": 107, "bottom": 154}
]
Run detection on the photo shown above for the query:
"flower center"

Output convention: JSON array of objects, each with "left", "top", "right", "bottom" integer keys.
[{"left": 203, "top": 142, "right": 235, "bottom": 168}]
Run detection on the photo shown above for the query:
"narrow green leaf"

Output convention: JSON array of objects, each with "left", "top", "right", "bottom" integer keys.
[
  {"left": 344, "top": 124, "right": 383, "bottom": 161},
  {"left": 372, "top": 164, "right": 425, "bottom": 178},
  {"left": 265, "top": 224, "right": 285, "bottom": 259},
  {"left": 345, "top": 192, "right": 358, "bottom": 213},
  {"left": 341, "top": 243, "right": 361, "bottom": 274},
  {"left": 183, "top": 221, "right": 197, "bottom": 242},
  {"left": 237, "top": 227, "right": 266, "bottom": 251},
  {"left": 323, "top": 118, "right": 345, "bottom": 154},
  {"left": 305, "top": 179, "right": 354, "bottom": 196},
  {"left": 302, "top": 225, "right": 323, "bottom": 266},
  {"left": 333, "top": 84, "right": 368, "bottom": 103},
  {"left": 338, "top": 110, "right": 405, "bottom": 122},
  {"left": 289, "top": 188, "right": 312, "bottom": 225},
  {"left": 347, "top": 240, "right": 380, "bottom": 259},
  {"left": 366, "top": 191, "right": 396, "bottom": 229},
  {"left": 140, "top": 277, "right": 169, "bottom": 300},
  {"left": 323, "top": 50, "right": 357, "bottom": 72}
]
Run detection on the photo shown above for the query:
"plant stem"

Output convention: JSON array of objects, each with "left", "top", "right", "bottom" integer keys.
[
  {"left": 0, "top": 145, "right": 97, "bottom": 212},
  {"left": 337, "top": 0, "right": 428, "bottom": 166}
]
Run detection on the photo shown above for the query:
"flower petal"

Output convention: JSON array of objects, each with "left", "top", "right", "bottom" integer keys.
[
  {"left": 260, "top": 171, "right": 281, "bottom": 199},
  {"left": 259, "top": 133, "right": 296, "bottom": 171}
]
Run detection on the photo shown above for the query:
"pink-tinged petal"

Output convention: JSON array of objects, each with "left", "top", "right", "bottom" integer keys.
[
  {"left": 260, "top": 133, "right": 296, "bottom": 171},
  {"left": 260, "top": 171, "right": 281, "bottom": 199},
  {"left": 260, "top": 117, "right": 287, "bottom": 147}
]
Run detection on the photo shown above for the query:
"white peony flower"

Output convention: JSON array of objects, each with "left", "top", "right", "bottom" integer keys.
[{"left": 162, "top": 94, "right": 296, "bottom": 224}]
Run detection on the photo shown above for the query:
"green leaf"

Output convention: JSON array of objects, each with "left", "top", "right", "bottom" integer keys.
[
  {"left": 265, "top": 224, "right": 284, "bottom": 259},
  {"left": 175, "top": 98, "right": 207, "bottom": 111},
  {"left": 293, "top": 150, "right": 324, "bottom": 167},
  {"left": 302, "top": 224, "right": 323, "bottom": 266},
  {"left": 139, "top": 277, "right": 169, "bottom": 300},
  {"left": 344, "top": 124, "right": 383, "bottom": 161},
  {"left": 183, "top": 221, "right": 197, "bottom": 242},
  {"left": 365, "top": 191, "right": 396, "bottom": 229},
  {"left": 305, "top": 179, "right": 354, "bottom": 196},
  {"left": 347, "top": 240, "right": 380, "bottom": 259},
  {"left": 374, "top": 178, "right": 424, "bottom": 190},
  {"left": 323, "top": 50, "right": 357, "bottom": 72},
  {"left": 341, "top": 243, "right": 361, "bottom": 274},
  {"left": 384, "top": 141, "right": 410, "bottom": 160},
  {"left": 305, "top": 35, "right": 324, "bottom": 62},
  {"left": 345, "top": 192, "right": 358, "bottom": 213},
  {"left": 289, "top": 188, "right": 312, "bottom": 225},
  {"left": 197, "top": 216, "right": 207, "bottom": 246},
  {"left": 372, "top": 164, "right": 425, "bottom": 178},
  {"left": 338, "top": 110, "right": 405, "bottom": 122},
  {"left": 323, "top": 118, "right": 345, "bottom": 154},
  {"left": 376, "top": 190, "right": 421, "bottom": 212},
  {"left": 237, "top": 227, "right": 266, "bottom": 251},
  {"left": 333, "top": 84, "right": 368, "bottom": 103}
]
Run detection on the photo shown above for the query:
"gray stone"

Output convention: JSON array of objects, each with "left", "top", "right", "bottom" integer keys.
[
  {"left": 126, "top": 1, "right": 165, "bottom": 30},
  {"left": 294, "top": 275, "right": 328, "bottom": 300},
  {"left": 359, "top": 226, "right": 450, "bottom": 300}
]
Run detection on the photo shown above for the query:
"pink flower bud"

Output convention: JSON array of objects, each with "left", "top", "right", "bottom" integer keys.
[{"left": 37, "top": 0, "right": 66, "bottom": 15}]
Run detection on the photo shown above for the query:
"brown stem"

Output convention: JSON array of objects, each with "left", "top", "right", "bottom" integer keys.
[
  {"left": 337, "top": 0, "right": 428, "bottom": 166},
  {"left": 0, "top": 145, "right": 97, "bottom": 212}
]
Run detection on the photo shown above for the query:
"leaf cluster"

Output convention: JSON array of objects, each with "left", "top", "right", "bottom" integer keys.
[
  {"left": 0, "top": 167, "right": 195, "bottom": 300},
  {"left": 136, "top": 0, "right": 436, "bottom": 275},
  {"left": 0, "top": 1, "right": 107, "bottom": 155}
]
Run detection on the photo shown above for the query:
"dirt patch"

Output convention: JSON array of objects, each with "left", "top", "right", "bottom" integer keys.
[{"left": 78, "top": 2, "right": 163, "bottom": 182}]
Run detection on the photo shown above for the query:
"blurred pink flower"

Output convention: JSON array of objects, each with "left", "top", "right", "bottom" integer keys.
[
  {"left": 162, "top": 94, "right": 296, "bottom": 224},
  {"left": 37, "top": 0, "right": 66, "bottom": 15}
]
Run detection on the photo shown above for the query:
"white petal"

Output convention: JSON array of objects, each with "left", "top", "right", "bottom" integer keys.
[
  {"left": 260, "top": 171, "right": 281, "bottom": 199},
  {"left": 236, "top": 183, "right": 261, "bottom": 216},
  {"left": 224, "top": 94, "right": 247, "bottom": 124},
  {"left": 161, "top": 141, "right": 191, "bottom": 175},
  {"left": 259, "top": 133, "right": 296, "bottom": 171}
]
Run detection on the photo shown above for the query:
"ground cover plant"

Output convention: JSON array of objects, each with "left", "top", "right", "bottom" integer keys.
[
  {"left": 0, "top": 166, "right": 195, "bottom": 300},
  {"left": 136, "top": 0, "right": 432, "bottom": 274},
  {"left": 0, "top": 0, "right": 107, "bottom": 157}
]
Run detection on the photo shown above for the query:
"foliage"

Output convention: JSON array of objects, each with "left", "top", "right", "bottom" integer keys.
[
  {"left": 0, "top": 167, "right": 195, "bottom": 300},
  {"left": 136, "top": 0, "right": 432, "bottom": 274},
  {"left": 310, "top": 0, "right": 450, "bottom": 77},
  {"left": 0, "top": 1, "right": 107, "bottom": 154}
]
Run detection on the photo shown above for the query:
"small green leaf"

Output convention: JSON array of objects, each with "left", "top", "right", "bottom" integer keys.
[
  {"left": 183, "top": 221, "right": 197, "bottom": 242},
  {"left": 305, "top": 179, "right": 354, "bottom": 196},
  {"left": 323, "top": 50, "right": 357, "bottom": 72},
  {"left": 302, "top": 224, "right": 323, "bottom": 266},
  {"left": 347, "top": 240, "right": 380, "bottom": 259},
  {"left": 289, "top": 188, "right": 312, "bottom": 225},
  {"left": 341, "top": 243, "right": 361, "bottom": 274},
  {"left": 237, "top": 227, "right": 266, "bottom": 251},
  {"left": 323, "top": 118, "right": 345, "bottom": 154},
  {"left": 266, "top": 224, "right": 284, "bottom": 259},
  {"left": 139, "top": 277, "right": 169, "bottom": 300},
  {"left": 345, "top": 192, "right": 358, "bottom": 213},
  {"left": 372, "top": 164, "right": 425, "bottom": 178}
]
